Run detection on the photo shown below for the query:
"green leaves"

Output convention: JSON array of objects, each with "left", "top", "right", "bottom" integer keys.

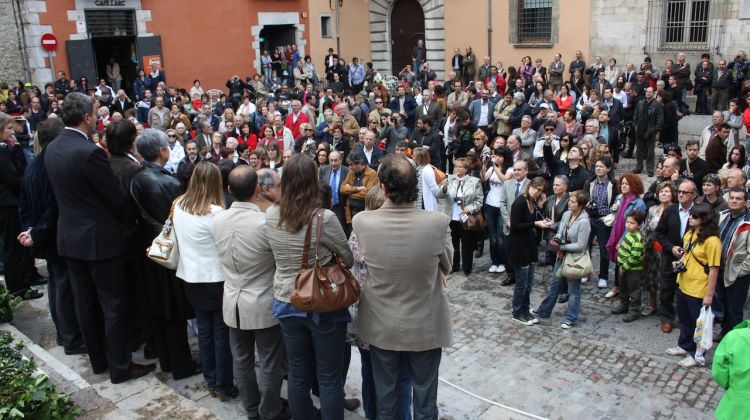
[
  {"left": 0, "top": 332, "right": 81, "bottom": 419},
  {"left": 0, "top": 284, "right": 23, "bottom": 323}
]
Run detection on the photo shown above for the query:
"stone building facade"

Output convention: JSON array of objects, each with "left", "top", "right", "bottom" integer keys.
[
  {"left": 0, "top": 0, "right": 28, "bottom": 83},
  {"left": 591, "top": 0, "right": 750, "bottom": 67}
]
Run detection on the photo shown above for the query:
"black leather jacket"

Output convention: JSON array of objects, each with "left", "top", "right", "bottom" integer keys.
[{"left": 130, "top": 162, "right": 184, "bottom": 238}]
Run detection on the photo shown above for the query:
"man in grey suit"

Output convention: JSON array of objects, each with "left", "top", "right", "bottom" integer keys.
[
  {"left": 415, "top": 89, "right": 442, "bottom": 125},
  {"left": 353, "top": 155, "right": 453, "bottom": 420},
  {"left": 213, "top": 166, "right": 286, "bottom": 420},
  {"left": 498, "top": 160, "right": 530, "bottom": 286},
  {"left": 319, "top": 150, "right": 350, "bottom": 234}
]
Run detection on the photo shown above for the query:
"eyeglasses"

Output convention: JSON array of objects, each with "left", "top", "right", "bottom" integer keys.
[
  {"left": 375, "top": 101, "right": 382, "bottom": 104},
  {"left": 544, "top": 128, "right": 554, "bottom": 132},
  {"left": 677, "top": 190, "right": 695, "bottom": 195},
  {"left": 473, "top": 137, "right": 484, "bottom": 141},
  {"left": 168, "top": 134, "right": 176, "bottom": 138},
  {"left": 304, "top": 128, "right": 313, "bottom": 131},
  {"left": 689, "top": 213, "right": 701, "bottom": 219}
]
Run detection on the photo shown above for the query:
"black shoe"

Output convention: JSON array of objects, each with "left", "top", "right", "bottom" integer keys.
[
  {"left": 623, "top": 313, "right": 639, "bottom": 323},
  {"left": 558, "top": 293, "right": 569, "bottom": 304},
  {"left": 611, "top": 305, "right": 628, "bottom": 315},
  {"left": 64, "top": 345, "right": 87, "bottom": 355},
  {"left": 143, "top": 343, "right": 158, "bottom": 360},
  {"left": 16, "top": 289, "right": 43, "bottom": 300},
  {"left": 173, "top": 360, "right": 202, "bottom": 380},
  {"left": 622, "top": 151, "right": 633, "bottom": 159},
  {"left": 215, "top": 386, "right": 240, "bottom": 402},
  {"left": 450, "top": 267, "right": 461, "bottom": 274},
  {"left": 474, "top": 247, "right": 483, "bottom": 258},
  {"left": 111, "top": 363, "right": 156, "bottom": 384},
  {"left": 501, "top": 278, "right": 515, "bottom": 286},
  {"left": 344, "top": 398, "right": 361, "bottom": 411}
]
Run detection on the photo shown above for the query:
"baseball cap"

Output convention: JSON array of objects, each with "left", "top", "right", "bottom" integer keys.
[{"left": 539, "top": 103, "right": 549, "bottom": 109}]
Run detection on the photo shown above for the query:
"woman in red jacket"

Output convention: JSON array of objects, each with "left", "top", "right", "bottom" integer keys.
[
  {"left": 556, "top": 85, "right": 574, "bottom": 114},
  {"left": 236, "top": 124, "right": 257, "bottom": 151}
]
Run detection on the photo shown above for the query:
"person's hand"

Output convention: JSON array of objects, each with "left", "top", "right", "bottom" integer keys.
[
  {"left": 672, "top": 246, "right": 684, "bottom": 258},
  {"left": 703, "top": 294, "right": 713, "bottom": 307},
  {"left": 506, "top": 221, "right": 511, "bottom": 229},
  {"left": 16, "top": 230, "right": 32, "bottom": 247},
  {"left": 557, "top": 250, "right": 565, "bottom": 260}
]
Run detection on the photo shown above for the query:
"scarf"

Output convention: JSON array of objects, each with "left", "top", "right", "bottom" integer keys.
[{"left": 606, "top": 193, "right": 636, "bottom": 262}]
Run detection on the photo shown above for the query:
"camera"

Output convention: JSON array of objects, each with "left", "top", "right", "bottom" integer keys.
[
  {"left": 673, "top": 261, "right": 687, "bottom": 274},
  {"left": 453, "top": 197, "right": 463, "bottom": 205}
]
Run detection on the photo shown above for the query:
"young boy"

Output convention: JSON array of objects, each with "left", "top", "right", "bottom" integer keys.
[{"left": 613, "top": 211, "right": 646, "bottom": 322}]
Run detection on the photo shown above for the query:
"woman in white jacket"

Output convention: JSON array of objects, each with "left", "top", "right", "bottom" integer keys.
[{"left": 413, "top": 148, "right": 440, "bottom": 211}]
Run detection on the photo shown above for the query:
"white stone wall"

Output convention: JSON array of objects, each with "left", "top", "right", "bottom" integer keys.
[
  {"left": 0, "top": 0, "right": 26, "bottom": 83},
  {"left": 590, "top": 0, "right": 750, "bottom": 67}
]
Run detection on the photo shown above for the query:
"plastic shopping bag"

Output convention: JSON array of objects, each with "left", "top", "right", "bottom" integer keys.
[{"left": 693, "top": 306, "right": 714, "bottom": 366}]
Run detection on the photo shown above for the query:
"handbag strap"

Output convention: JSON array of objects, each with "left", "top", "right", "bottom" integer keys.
[{"left": 300, "top": 209, "right": 323, "bottom": 269}]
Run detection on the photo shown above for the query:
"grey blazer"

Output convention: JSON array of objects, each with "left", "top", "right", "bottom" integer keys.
[
  {"left": 438, "top": 175, "right": 483, "bottom": 219},
  {"left": 499, "top": 177, "right": 529, "bottom": 235},
  {"left": 213, "top": 202, "right": 277, "bottom": 330},
  {"left": 353, "top": 202, "right": 453, "bottom": 351},
  {"left": 265, "top": 205, "right": 353, "bottom": 302}
]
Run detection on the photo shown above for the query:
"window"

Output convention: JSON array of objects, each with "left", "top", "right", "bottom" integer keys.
[
  {"left": 517, "top": 0, "right": 552, "bottom": 43},
  {"left": 320, "top": 15, "right": 332, "bottom": 39},
  {"left": 84, "top": 10, "right": 136, "bottom": 38},
  {"left": 664, "top": 0, "right": 709, "bottom": 44}
]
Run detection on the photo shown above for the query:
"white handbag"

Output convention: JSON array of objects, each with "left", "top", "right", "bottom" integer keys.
[{"left": 147, "top": 201, "right": 180, "bottom": 270}]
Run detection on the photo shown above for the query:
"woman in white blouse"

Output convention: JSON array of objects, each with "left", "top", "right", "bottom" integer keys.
[
  {"left": 482, "top": 146, "right": 513, "bottom": 273},
  {"left": 172, "top": 161, "right": 235, "bottom": 400},
  {"left": 413, "top": 148, "right": 440, "bottom": 211}
]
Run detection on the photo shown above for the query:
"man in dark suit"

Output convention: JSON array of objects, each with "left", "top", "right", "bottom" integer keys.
[
  {"left": 323, "top": 48, "right": 338, "bottom": 82},
  {"left": 18, "top": 118, "right": 84, "bottom": 355},
  {"left": 44, "top": 93, "right": 155, "bottom": 384},
  {"left": 655, "top": 179, "right": 697, "bottom": 334},
  {"left": 711, "top": 59, "right": 731, "bottom": 111},
  {"left": 597, "top": 110, "right": 620, "bottom": 163},
  {"left": 111, "top": 90, "right": 134, "bottom": 115},
  {"left": 319, "top": 150, "right": 350, "bottom": 235},
  {"left": 413, "top": 89, "right": 442, "bottom": 126},
  {"left": 388, "top": 86, "right": 418, "bottom": 132}
]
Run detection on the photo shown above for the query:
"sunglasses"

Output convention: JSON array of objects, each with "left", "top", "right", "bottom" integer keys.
[
  {"left": 168, "top": 134, "right": 176, "bottom": 138},
  {"left": 677, "top": 190, "right": 695, "bottom": 195},
  {"left": 689, "top": 213, "right": 702, "bottom": 219},
  {"left": 473, "top": 137, "right": 484, "bottom": 141},
  {"left": 544, "top": 128, "right": 555, "bottom": 132},
  {"left": 375, "top": 101, "right": 383, "bottom": 104}
]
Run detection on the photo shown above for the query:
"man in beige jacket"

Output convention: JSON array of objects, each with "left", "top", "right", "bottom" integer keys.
[
  {"left": 213, "top": 166, "right": 285, "bottom": 420},
  {"left": 353, "top": 154, "right": 453, "bottom": 419}
]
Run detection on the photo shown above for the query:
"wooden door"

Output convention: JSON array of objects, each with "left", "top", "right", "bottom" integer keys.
[{"left": 390, "top": 0, "right": 425, "bottom": 75}]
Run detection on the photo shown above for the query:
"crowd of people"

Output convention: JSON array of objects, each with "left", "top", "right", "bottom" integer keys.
[{"left": 1, "top": 43, "right": 749, "bottom": 419}]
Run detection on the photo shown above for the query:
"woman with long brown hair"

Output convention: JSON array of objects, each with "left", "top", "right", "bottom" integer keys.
[
  {"left": 172, "top": 161, "right": 236, "bottom": 400},
  {"left": 264, "top": 154, "right": 353, "bottom": 420}
]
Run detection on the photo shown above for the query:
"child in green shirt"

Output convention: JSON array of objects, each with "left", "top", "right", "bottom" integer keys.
[{"left": 614, "top": 212, "right": 646, "bottom": 322}]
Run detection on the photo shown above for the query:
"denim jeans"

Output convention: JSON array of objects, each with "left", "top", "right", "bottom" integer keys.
[
  {"left": 676, "top": 289, "right": 703, "bottom": 357},
  {"left": 370, "top": 346, "right": 440, "bottom": 420},
  {"left": 360, "top": 348, "right": 412, "bottom": 420},
  {"left": 589, "top": 219, "right": 611, "bottom": 281},
  {"left": 512, "top": 265, "right": 535, "bottom": 318},
  {"left": 194, "top": 308, "right": 234, "bottom": 393},
  {"left": 536, "top": 259, "right": 582, "bottom": 324},
  {"left": 278, "top": 316, "right": 347, "bottom": 420},
  {"left": 484, "top": 204, "right": 506, "bottom": 266}
]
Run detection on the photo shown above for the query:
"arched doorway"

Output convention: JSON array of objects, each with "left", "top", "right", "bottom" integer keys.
[{"left": 390, "top": 0, "right": 425, "bottom": 76}]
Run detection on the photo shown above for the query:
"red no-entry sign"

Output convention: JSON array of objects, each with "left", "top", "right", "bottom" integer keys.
[{"left": 41, "top": 33, "right": 57, "bottom": 52}]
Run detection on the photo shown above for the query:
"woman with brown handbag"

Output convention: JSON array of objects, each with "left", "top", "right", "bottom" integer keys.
[{"left": 264, "top": 154, "right": 354, "bottom": 420}]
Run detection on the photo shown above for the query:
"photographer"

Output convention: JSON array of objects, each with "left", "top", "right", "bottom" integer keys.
[
  {"left": 378, "top": 112, "right": 408, "bottom": 154},
  {"left": 666, "top": 203, "right": 720, "bottom": 368},
  {"left": 293, "top": 123, "right": 318, "bottom": 157},
  {"left": 439, "top": 157, "right": 484, "bottom": 276},
  {"left": 225, "top": 75, "right": 249, "bottom": 109}
]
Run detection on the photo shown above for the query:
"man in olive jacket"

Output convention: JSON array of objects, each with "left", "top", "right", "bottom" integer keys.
[{"left": 353, "top": 154, "right": 453, "bottom": 420}]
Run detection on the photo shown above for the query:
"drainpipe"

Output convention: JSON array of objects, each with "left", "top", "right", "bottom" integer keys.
[
  {"left": 335, "top": 0, "right": 341, "bottom": 56},
  {"left": 13, "top": 0, "right": 32, "bottom": 82},
  {"left": 487, "top": 0, "right": 492, "bottom": 61}
]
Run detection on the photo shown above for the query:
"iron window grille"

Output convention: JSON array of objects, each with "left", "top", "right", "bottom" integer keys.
[
  {"left": 517, "top": 0, "right": 553, "bottom": 43},
  {"left": 646, "top": 0, "right": 723, "bottom": 52},
  {"left": 84, "top": 10, "right": 137, "bottom": 38}
]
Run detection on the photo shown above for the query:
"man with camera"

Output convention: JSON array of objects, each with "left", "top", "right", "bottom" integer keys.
[
  {"left": 379, "top": 112, "right": 408, "bottom": 155},
  {"left": 655, "top": 179, "right": 698, "bottom": 333}
]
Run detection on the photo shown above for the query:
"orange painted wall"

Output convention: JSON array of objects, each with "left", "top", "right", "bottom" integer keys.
[
  {"left": 307, "top": 0, "right": 371, "bottom": 64},
  {"left": 37, "top": 0, "right": 78, "bottom": 80},
  {"left": 443, "top": 0, "right": 591, "bottom": 77}
]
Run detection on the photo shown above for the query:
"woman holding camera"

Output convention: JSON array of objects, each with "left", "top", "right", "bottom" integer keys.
[
  {"left": 666, "top": 203, "right": 720, "bottom": 368},
  {"left": 533, "top": 190, "right": 591, "bottom": 329},
  {"left": 440, "top": 157, "right": 484, "bottom": 276}
]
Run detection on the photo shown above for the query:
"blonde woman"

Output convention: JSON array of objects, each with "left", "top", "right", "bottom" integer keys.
[
  {"left": 172, "top": 161, "right": 236, "bottom": 400},
  {"left": 219, "top": 108, "right": 236, "bottom": 133}
]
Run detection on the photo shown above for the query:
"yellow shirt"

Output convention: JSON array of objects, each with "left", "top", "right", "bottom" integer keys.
[{"left": 677, "top": 231, "right": 721, "bottom": 299}]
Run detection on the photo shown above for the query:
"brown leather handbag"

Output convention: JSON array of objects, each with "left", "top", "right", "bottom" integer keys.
[{"left": 291, "top": 209, "right": 360, "bottom": 313}]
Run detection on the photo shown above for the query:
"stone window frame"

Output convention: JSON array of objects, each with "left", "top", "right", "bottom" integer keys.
[
  {"left": 320, "top": 14, "right": 332, "bottom": 39},
  {"left": 509, "top": 0, "right": 560, "bottom": 48}
]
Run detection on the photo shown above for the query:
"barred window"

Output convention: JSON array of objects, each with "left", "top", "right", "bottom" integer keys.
[
  {"left": 517, "top": 0, "right": 552, "bottom": 43},
  {"left": 664, "top": 0, "right": 710, "bottom": 44}
]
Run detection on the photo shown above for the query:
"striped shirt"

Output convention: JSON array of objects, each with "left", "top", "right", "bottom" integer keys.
[{"left": 617, "top": 231, "right": 645, "bottom": 271}]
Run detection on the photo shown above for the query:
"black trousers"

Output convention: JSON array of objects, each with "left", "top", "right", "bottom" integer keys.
[
  {"left": 449, "top": 221, "right": 475, "bottom": 275},
  {"left": 153, "top": 316, "right": 193, "bottom": 379},
  {"left": 66, "top": 256, "right": 131, "bottom": 382},
  {"left": 0, "top": 205, "right": 29, "bottom": 293},
  {"left": 331, "top": 203, "right": 349, "bottom": 238},
  {"left": 46, "top": 254, "right": 83, "bottom": 350},
  {"left": 658, "top": 255, "right": 678, "bottom": 324}
]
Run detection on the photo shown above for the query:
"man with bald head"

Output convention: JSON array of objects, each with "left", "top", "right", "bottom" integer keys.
[
  {"left": 213, "top": 166, "right": 286, "bottom": 420},
  {"left": 319, "top": 150, "right": 350, "bottom": 232},
  {"left": 644, "top": 157, "right": 683, "bottom": 207}
]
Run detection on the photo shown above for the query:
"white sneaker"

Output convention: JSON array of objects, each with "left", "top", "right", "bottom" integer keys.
[
  {"left": 489, "top": 265, "right": 498, "bottom": 273},
  {"left": 666, "top": 346, "right": 689, "bottom": 356},
  {"left": 560, "top": 322, "right": 574, "bottom": 329},
  {"left": 597, "top": 278, "right": 608, "bottom": 289},
  {"left": 580, "top": 277, "right": 588, "bottom": 284},
  {"left": 528, "top": 316, "right": 539, "bottom": 324},
  {"left": 496, "top": 264, "right": 506, "bottom": 273},
  {"left": 678, "top": 356, "right": 698, "bottom": 368}
]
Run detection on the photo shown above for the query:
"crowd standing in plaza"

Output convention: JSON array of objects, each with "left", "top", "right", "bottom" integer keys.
[{"left": 1, "top": 42, "right": 750, "bottom": 419}]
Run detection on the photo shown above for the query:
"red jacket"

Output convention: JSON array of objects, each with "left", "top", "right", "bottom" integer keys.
[
  {"left": 486, "top": 74, "right": 506, "bottom": 96},
  {"left": 237, "top": 134, "right": 258, "bottom": 151},
  {"left": 285, "top": 112, "right": 309, "bottom": 139}
]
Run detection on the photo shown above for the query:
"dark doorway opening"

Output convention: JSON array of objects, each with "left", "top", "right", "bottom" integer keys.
[
  {"left": 91, "top": 36, "right": 137, "bottom": 97},
  {"left": 390, "top": 0, "right": 425, "bottom": 76},
  {"left": 259, "top": 24, "right": 296, "bottom": 72}
]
